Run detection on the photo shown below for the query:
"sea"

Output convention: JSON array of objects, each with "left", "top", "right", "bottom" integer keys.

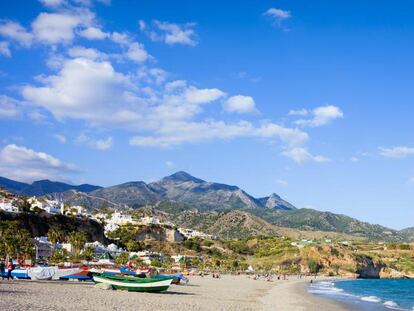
[{"left": 309, "top": 279, "right": 414, "bottom": 310}]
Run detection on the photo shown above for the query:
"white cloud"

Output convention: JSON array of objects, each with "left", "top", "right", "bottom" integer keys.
[
  {"left": 282, "top": 147, "right": 330, "bottom": 163},
  {"left": 68, "top": 46, "right": 106, "bottom": 60},
  {"left": 379, "top": 146, "right": 414, "bottom": 159},
  {"left": 0, "top": 95, "right": 21, "bottom": 118},
  {"left": 265, "top": 8, "right": 291, "bottom": 20},
  {"left": 22, "top": 56, "right": 308, "bottom": 149},
  {"left": 0, "top": 144, "right": 77, "bottom": 182},
  {"left": 288, "top": 108, "right": 308, "bottom": 116},
  {"left": 224, "top": 95, "right": 256, "bottom": 114},
  {"left": 75, "top": 133, "right": 113, "bottom": 150},
  {"left": 0, "top": 41, "right": 11, "bottom": 57},
  {"left": 350, "top": 156, "right": 360, "bottom": 162},
  {"left": 295, "top": 105, "right": 343, "bottom": 127},
  {"left": 38, "top": 0, "right": 66, "bottom": 8},
  {"left": 52, "top": 133, "right": 67, "bottom": 144},
  {"left": 110, "top": 32, "right": 132, "bottom": 45},
  {"left": 140, "top": 20, "right": 197, "bottom": 46},
  {"left": 264, "top": 8, "right": 291, "bottom": 29},
  {"left": 0, "top": 21, "right": 33, "bottom": 47},
  {"left": 130, "top": 121, "right": 308, "bottom": 148},
  {"left": 126, "top": 42, "right": 151, "bottom": 63},
  {"left": 28, "top": 111, "right": 48, "bottom": 122},
  {"left": 78, "top": 26, "right": 108, "bottom": 40},
  {"left": 31, "top": 11, "right": 94, "bottom": 45}
]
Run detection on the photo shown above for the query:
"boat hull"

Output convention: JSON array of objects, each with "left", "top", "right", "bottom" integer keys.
[{"left": 93, "top": 275, "right": 172, "bottom": 292}]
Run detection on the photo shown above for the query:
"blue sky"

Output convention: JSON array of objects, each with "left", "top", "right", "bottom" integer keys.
[{"left": 0, "top": 0, "right": 413, "bottom": 229}]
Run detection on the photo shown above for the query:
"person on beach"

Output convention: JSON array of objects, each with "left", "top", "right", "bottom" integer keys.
[
  {"left": 6, "top": 260, "right": 14, "bottom": 280},
  {"left": 0, "top": 260, "right": 5, "bottom": 280}
]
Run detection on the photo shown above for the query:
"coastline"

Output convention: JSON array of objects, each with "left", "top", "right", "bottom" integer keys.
[
  {"left": 262, "top": 277, "right": 351, "bottom": 311},
  {"left": 0, "top": 275, "right": 374, "bottom": 311}
]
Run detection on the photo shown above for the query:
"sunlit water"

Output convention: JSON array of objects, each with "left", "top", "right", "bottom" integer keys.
[{"left": 309, "top": 279, "right": 414, "bottom": 310}]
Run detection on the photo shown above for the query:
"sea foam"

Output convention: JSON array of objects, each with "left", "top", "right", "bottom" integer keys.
[{"left": 361, "top": 296, "right": 382, "bottom": 303}]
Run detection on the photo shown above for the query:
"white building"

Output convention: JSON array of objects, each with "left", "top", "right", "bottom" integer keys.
[
  {"left": 0, "top": 198, "right": 18, "bottom": 213},
  {"left": 130, "top": 250, "right": 163, "bottom": 265},
  {"left": 104, "top": 223, "right": 120, "bottom": 233},
  {"left": 178, "top": 228, "right": 212, "bottom": 239},
  {"left": 139, "top": 216, "right": 161, "bottom": 225},
  {"left": 111, "top": 211, "right": 134, "bottom": 224}
]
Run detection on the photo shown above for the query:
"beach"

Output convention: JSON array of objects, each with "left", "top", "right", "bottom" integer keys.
[{"left": 0, "top": 275, "right": 350, "bottom": 311}]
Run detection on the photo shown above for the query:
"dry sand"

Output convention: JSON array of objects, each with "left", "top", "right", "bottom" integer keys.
[{"left": 0, "top": 275, "right": 350, "bottom": 310}]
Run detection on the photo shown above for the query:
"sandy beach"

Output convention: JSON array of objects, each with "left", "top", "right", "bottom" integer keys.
[{"left": 0, "top": 275, "right": 349, "bottom": 311}]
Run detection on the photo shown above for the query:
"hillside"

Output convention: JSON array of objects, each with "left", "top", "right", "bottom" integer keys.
[
  {"left": 0, "top": 210, "right": 107, "bottom": 243},
  {"left": 1, "top": 172, "right": 411, "bottom": 242},
  {"left": 251, "top": 208, "right": 404, "bottom": 241},
  {"left": 44, "top": 171, "right": 296, "bottom": 212},
  {"left": 0, "top": 176, "right": 101, "bottom": 196}
]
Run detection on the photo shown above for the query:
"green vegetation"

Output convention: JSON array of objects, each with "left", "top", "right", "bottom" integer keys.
[{"left": 0, "top": 220, "right": 34, "bottom": 259}]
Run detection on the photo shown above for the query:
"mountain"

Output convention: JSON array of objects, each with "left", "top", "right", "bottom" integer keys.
[
  {"left": 400, "top": 227, "right": 414, "bottom": 241},
  {"left": 2, "top": 172, "right": 410, "bottom": 241},
  {"left": 0, "top": 176, "right": 102, "bottom": 196},
  {"left": 258, "top": 193, "right": 296, "bottom": 210},
  {"left": 250, "top": 208, "right": 404, "bottom": 241},
  {"left": 46, "top": 171, "right": 293, "bottom": 212},
  {"left": 147, "top": 171, "right": 264, "bottom": 211}
]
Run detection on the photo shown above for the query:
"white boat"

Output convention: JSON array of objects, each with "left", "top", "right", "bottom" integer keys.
[{"left": 28, "top": 267, "right": 82, "bottom": 280}]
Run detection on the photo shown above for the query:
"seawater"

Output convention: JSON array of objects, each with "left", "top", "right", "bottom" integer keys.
[{"left": 309, "top": 279, "right": 414, "bottom": 310}]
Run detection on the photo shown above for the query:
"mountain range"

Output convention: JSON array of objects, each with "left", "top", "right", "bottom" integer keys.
[
  {"left": 0, "top": 176, "right": 101, "bottom": 196},
  {"left": 0, "top": 172, "right": 412, "bottom": 241}
]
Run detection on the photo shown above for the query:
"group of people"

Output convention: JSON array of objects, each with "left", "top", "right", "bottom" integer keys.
[{"left": 0, "top": 259, "right": 15, "bottom": 280}]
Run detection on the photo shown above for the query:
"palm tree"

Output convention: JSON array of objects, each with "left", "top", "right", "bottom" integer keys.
[
  {"left": 47, "top": 227, "right": 64, "bottom": 255},
  {"left": 68, "top": 231, "right": 87, "bottom": 256}
]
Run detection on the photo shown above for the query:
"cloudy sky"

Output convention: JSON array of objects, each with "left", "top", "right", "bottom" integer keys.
[{"left": 0, "top": 0, "right": 413, "bottom": 229}]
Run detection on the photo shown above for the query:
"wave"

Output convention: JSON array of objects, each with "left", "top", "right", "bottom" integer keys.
[
  {"left": 361, "top": 295, "right": 382, "bottom": 303},
  {"left": 309, "top": 280, "right": 408, "bottom": 310}
]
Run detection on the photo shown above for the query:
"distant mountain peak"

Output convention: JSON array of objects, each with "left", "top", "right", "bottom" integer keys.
[{"left": 163, "top": 171, "right": 205, "bottom": 183}]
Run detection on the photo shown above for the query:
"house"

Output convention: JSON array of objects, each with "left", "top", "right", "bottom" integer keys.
[
  {"left": 111, "top": 211, "right": 134, "bottom": 224},
  {"left": 85, "top": 241, "right": 108, "bottom": 257},
  {"left": 0, "top": 198, "right": 18, "bottom": 213},
  {"left": 130, "top": 250, "right": 163, "bottom": 265},
  {"left": 139, "top": 216, "right": 161, "bottom": 226},
  {"left": 34, "top": 237, "right": 54, "bottom": 260},
  {"left": 178, "top": 228, "right": 212, "bottom": 239},
  {"left": 104, "top": 223, "right": 120, "bottom": 233}
]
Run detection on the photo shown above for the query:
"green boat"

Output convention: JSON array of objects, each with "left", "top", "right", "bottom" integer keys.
[{"left": 93, "top": 274, "right": 173, "bottom": 292}]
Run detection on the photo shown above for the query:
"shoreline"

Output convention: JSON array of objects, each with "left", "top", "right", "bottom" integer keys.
[
  {"left": 0, "top": 275, "right": 370, "bottom": 311},
  {"left": 261, "top": 277, "right": 351, "bottom": 311}
]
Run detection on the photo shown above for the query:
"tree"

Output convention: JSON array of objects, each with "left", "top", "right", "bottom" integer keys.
[
  {"left": 150, "top": 258, "right": 162, "bottom": 267},
  {"left": 126, "top": 240, "right": 141, "bottom": 252},
  {"left": 115, "top": 252, "right": 129, "bottom": 265},
  {"left": 82, "top": 246, "right": 95, "bottom": 261},
  {"left": 308, "top": 259, "right": 322, "bottom": 275},
  {"left": 16, "top": 198, "right": 32, "bottom": 213},
  {"left": 0, "top": 221, "right": 33, "bottom": 260},
  {"left": 68, "top": 231, "right": 87, "bottom": 255}
]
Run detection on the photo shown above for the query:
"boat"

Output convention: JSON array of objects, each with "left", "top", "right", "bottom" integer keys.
[
  {"left": 60, "top": 270, "right": 92, "bottom": 281},
  {"left": 28, "top": 266, "right": 82, "bottom": 280},
  {"left": 156, "top": 273, "right": 188, "bottom": 284},
  {"left": 12, "top": 268, "right": 30, "bottom": 279},
  {"left": 92, "top": 274, "right": 173, "bottom": 292}
]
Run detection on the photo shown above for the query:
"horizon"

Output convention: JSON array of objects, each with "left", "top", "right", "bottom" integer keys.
[{"left": 1, "top": 0, "right": 414, "bottom": 229}]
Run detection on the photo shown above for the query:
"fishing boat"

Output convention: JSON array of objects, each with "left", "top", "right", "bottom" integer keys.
[
  {"left": 92, "top": 274, "right": 173, "bottom": 292},
  {"left": 157, "top": 273, "right": 188, "bottom": 285}
]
